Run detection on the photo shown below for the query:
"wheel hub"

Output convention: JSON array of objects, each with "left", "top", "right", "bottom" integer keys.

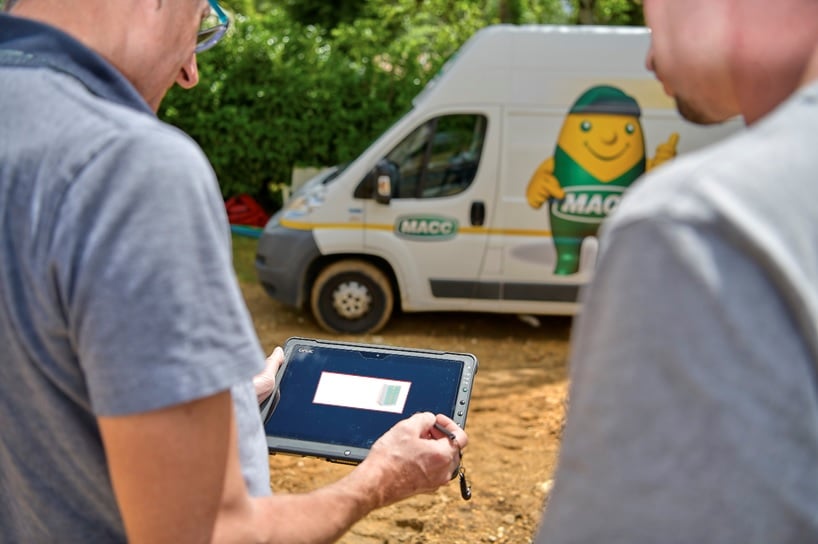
[{"left": 331, "top": 281, "right": 372, "bottom": 319}]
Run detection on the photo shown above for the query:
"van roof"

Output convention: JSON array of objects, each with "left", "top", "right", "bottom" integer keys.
[{"left": 414, "top": 24, "right": 672, "bottom": 112}]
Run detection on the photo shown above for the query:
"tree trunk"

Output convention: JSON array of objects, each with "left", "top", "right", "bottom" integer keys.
[
  {"left": 577, "top": 0, "right": 595, "bottom": 24},
  {"left": 498, "top": 0, "right": 522, "bottom": 23}
]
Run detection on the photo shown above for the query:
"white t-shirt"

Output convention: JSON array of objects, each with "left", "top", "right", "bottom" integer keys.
[{"left": 537, "top": 82, "right": 818, "bottom": 543}]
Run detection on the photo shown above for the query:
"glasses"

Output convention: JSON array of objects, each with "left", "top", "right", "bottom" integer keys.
[{"left": 196, "top": 0, "right": 230, "bottom": 54}]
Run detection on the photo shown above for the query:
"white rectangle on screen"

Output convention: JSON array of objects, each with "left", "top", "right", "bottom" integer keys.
[{"left": 313, "top": 372, "right": 412, "bottom": 414}]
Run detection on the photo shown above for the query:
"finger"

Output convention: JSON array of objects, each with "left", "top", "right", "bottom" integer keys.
[
  {"left": 667, "top": 132, "right": 680, "bottom": 147},
  {"left": 431, "top": 416, "right": 466, "bottom": 481},
  {"left": 433, "top": 414, "right": 468, "bottom": 450},
  {"left": 526, "top": 195, "right": 542, "bottom": 209},
  {"left": 267, "top": 346, "right": 284, "bottom": 372},
  {"left": 545, "top": 178, "right": 565, "bottom": 200},
  {"left": 400, "top": 411, "right": 437, "bottom": 436},
  {"left": 253, "top": 346, "right": 283, "bottom": 403}
]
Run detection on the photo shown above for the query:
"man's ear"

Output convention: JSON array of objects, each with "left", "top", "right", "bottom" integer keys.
[{"left": 175, "top": 53, "right": 199, "bottom": 90}]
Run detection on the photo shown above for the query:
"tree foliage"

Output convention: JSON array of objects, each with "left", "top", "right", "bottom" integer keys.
[
  {"left": 574, "top": 0, "right": 644, "bottom": 25},
  {"left": 160, "top": 0, "right": 644, "bottom": 209},
  {"left": 280, "top": 0, "right": 368, "bottom": 28}
]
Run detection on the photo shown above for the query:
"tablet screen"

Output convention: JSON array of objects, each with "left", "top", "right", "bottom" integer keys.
[{"left": 264, "top": 343, "right": 465, "bottom": 450}]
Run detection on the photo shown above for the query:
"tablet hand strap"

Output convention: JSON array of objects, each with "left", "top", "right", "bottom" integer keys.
[
  {"left": 457, "top": 462, "right": 472, "bottom": 501},
  {"left": 435, "top": 423, "right": 472, "bottom": 501}
]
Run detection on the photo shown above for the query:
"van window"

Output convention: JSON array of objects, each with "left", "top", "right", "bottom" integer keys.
[{"left": 361, "top": 114, "right": 487, "bottom": 200}]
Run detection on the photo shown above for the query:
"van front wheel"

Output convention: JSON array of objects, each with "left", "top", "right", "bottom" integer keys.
[{"left": 310, "top": 260, "right": 394, "bottom": 334}]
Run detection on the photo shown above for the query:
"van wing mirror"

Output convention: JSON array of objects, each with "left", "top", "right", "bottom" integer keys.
[
  {"left": 373, "top": 159, "right": 396, "bottom": 205},
  {"left": 375, "top": 173, "right": 392, "bottom": 204}
]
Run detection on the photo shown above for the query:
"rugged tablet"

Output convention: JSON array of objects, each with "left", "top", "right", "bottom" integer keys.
[{"left": 263, "top": 337, "right": 478, "bottom": 464}]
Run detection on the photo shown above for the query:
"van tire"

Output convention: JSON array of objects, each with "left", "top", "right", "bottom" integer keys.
[{"left": 310, "top": 260, "right": 394, "bottom": 334}]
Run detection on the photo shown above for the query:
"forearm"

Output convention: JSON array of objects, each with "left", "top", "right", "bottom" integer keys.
[
  {"left": 212, "top": 413, "right": 460, "bottom": 543},
  {"left": 103, "top": 398, "right": 460, "bottom": 544},
  {"left": 213, "top": 463, "right": 383, "bottom": 544}
]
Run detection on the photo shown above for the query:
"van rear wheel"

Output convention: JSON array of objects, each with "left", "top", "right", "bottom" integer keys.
[{"left": 310, "top": 260, "right": 394, "bottom": 334}]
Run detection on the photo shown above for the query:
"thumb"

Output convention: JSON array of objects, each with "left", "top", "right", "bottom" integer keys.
[
  {"left": 544, "top": 175, "right": 565, "bottom": 199},
  {"left": 665, "top": 132, "right": 680, "bottom": 149},
  {"left": 254, "top": 346, "right": 283, "bottom": 403}
]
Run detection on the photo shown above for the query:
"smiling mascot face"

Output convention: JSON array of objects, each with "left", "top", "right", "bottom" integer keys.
[
  {"left": 556, "top": 85, "right": 646, "bottom": 183},
  {"left": 558, "top": 111, "right": 646, "bottom": 182}
]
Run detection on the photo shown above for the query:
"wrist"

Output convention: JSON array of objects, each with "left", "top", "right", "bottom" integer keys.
[{"left": 341, "top": 461, "right": 388, "bottom": 512}]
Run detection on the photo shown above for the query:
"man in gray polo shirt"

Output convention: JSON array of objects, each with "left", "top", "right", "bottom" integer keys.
[{"left": 0, "top": 1, "right": 467, "bottom": 541}]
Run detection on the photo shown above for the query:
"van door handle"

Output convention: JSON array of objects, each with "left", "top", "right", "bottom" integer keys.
[{"left": 470, "top": 201, "right": 485, "bottom": 226}]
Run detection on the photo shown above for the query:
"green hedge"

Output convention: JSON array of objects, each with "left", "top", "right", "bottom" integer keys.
[{"left": 159, "top": 4, "right": 488, "bottom": 211}]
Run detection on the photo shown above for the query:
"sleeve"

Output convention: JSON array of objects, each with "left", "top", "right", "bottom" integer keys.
[
  {"left": 52, "top": 126, "right": 265, "bottom": 416},
  {"left": 535, "top": 213, "right": 818, "bottom": 543}
]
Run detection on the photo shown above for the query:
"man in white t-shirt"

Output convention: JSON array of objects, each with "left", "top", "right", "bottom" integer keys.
[{"left": 536, "top": 1, "right": 818, "bottom": 542}]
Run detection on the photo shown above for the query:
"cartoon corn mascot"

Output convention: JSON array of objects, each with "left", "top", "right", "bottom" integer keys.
[{"left": 526, "top": 85, "right": 678, "bottom": 275}]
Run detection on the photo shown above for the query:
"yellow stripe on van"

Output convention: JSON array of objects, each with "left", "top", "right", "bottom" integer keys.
[
  {"left": 280, "top": 219, "right": 364, "bottom": 231},
  {"left": 280, "top": 218, "right": 552, "bottom": 237},
  {"left": 494, "top": 228, "right": 554, "bottom": 237}
]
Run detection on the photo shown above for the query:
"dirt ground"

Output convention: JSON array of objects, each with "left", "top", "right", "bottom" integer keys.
[{"left": 242, "top": 282, "right": 573, "bottom": 544}]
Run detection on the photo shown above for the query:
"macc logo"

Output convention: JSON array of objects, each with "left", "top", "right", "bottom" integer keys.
[
  {"left": 395, "top": 215, "right": 459, "bottom": 240},
  {"left": 550, "top": 185, "right": 626, "bottom": 224}
]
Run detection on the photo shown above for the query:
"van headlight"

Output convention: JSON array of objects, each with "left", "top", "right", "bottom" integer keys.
[
  {"left": 285, "top": 195, "right": 310, "bottom": 215},
  {"left": 283, "top": 188, "right": 325, "bottom": 217}
]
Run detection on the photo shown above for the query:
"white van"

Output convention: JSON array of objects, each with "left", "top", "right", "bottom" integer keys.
[{"left": 255, "top": 24, "right": 740, "bottom": 334}]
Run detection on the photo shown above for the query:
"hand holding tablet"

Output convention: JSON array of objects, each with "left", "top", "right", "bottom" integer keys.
[{"left": 263, "top": 337, "right": 477, "bottom": 463}]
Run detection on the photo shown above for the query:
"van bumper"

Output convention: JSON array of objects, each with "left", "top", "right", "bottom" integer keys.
[{"left": 255, "top": 223, "right": 321, "bottom": 309}]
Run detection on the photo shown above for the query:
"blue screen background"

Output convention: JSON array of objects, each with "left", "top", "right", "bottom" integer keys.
[{"left": 264, "top": 345, "right": 463, "bottom": 448}]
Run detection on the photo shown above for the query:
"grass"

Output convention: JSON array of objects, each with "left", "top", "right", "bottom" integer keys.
[{"left": 231, "top": 233, "right": 259, "bottom": 283}]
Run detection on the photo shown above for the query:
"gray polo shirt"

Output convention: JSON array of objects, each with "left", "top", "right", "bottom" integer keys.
[{"left": 0, "top": 13, "right": 269, "bottom": 541}]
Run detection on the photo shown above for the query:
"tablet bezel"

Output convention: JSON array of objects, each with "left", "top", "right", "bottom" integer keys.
[{"left": 264, "top": 336, "right": 478, "bottom": 464}]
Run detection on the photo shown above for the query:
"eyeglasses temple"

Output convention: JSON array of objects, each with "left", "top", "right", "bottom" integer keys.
[{"left": 208, "top": 0, "right": 229, "bottom": 25}]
